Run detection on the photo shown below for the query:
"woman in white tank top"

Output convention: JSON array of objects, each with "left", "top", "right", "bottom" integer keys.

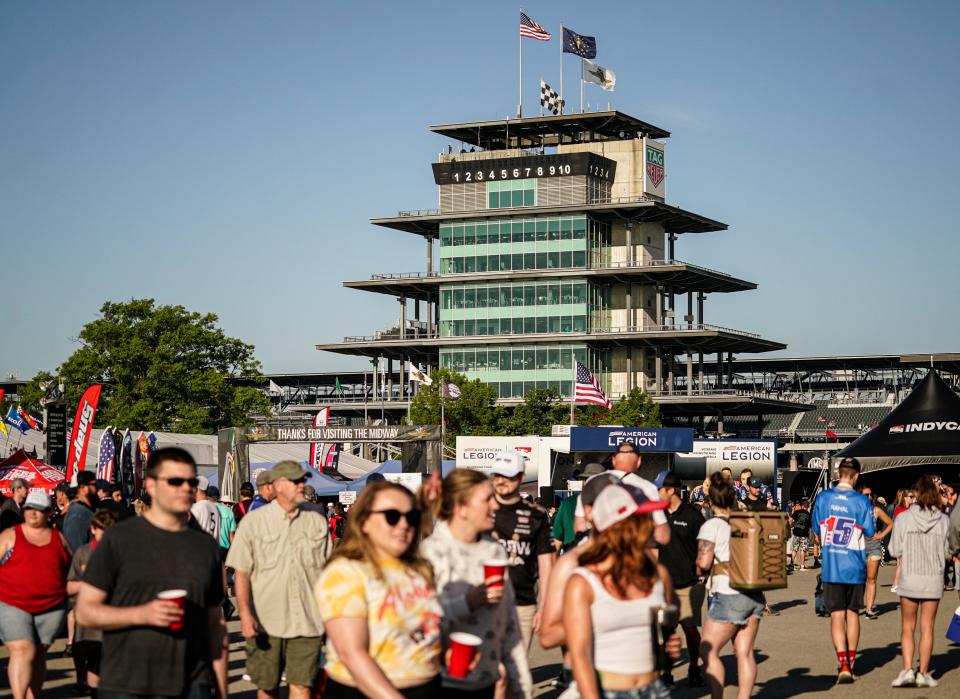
[{"left": 564, "top": 484, "right": 680, "bottom": 699}]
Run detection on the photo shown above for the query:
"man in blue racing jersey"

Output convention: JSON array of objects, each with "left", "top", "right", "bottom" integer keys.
[{"left": 812, "top": 457, "right": 875, "bottom": 684}]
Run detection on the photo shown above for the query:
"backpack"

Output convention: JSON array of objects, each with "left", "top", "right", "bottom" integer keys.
[{"left": 725, "top": 512, "right": 789, "bottom": 591}]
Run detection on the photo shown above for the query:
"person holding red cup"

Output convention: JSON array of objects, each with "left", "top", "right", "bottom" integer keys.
[{"left": 421, "top": 469, "right": 533, "bottom": 699}]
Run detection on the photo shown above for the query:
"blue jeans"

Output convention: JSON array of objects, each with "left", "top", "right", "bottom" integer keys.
[
  {"left": 99, "top": 684, "right": 212, "bottom": 699},
  {"left": 602, "top": 679, "right": 672, "bottom": 699}
]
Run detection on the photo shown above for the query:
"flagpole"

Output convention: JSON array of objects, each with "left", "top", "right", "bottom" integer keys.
[
  {"left": 539, "top": 75, "right": 544, "bottom": 116},
  {"left": 580, "top": 58, "right": 584, "bottom": 113},
  {"left": 569, "top": 363, "right": 576, "bottom": 426},
  {"left": 518, "top": 9, "right": 523, "bottom": 118},
  {"left": 440, "top": 382, "right": 446, "bottom": 454},
  {"left": 559, "top": 24, "right": 564, "bottom": 114}
]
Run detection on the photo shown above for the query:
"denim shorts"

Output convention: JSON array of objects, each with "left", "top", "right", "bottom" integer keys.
[
  {"left": 0, "top": 600, "right": 67, "bottom": 645},
  {"left": 602, "top": 679, "right": 672, "bottom": 699},
  {"left": 707, "top": 591, "right": 765, "bottom": 625}
]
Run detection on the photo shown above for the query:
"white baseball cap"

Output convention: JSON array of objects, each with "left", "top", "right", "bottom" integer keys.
[
  {"left": 591, "top": 484, "right": 669, "bottom": 532},
  {"left": 23, "top": 491, "right": 52, "bottom": 511},
  {"left": 197, "top": 475, "right": 210, "bottom": 491},
  {"left": 490, "top": 450, "right": 525, "bottom": 478}
]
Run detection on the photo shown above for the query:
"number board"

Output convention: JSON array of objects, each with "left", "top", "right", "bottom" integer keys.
[{"left": 432, "top": 152, "right": 616, "bottom": 186}]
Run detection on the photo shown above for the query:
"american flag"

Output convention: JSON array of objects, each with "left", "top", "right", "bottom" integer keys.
[
  {"left": 97, "top": 427, "right": 116, "bottom": 483},
  {"left": 520, "top": 11, "right": 551, "bottom": 41},
  {"left": 575, "top": 361, "right": 611, "bottom": 408}
]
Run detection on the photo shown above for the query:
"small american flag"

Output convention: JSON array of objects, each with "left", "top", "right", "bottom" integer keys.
[
  {"left": 575, "top": 361, "right": 611, "bottom": 408},
  {"left": 520, "top": 11, "right": 551, "bottom": 41},
  {"left": 97, "top": 427, "right": 116, "bottom": 483}
]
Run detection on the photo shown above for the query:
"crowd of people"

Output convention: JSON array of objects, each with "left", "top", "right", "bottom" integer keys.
[{"left": 0, "top": 446, "right": 958, "bottom": 698}]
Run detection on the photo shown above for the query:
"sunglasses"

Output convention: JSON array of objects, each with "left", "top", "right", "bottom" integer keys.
[
  {"left": 158, "top": 477, "right": 199, "bottom": 488},
  {"left": 371, "top": 509, "right": 422, "bottom": 528}
]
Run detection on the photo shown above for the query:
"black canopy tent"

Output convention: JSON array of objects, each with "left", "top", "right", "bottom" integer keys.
[{"left": 835, "top": 370, "right": 960, "bottom": 472}]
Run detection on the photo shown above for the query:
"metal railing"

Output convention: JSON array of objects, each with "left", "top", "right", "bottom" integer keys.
[
  {"left": 339, "top": 322, "right": 762, "bottom": 344},
  {"left": 394, "top": 194, "right": 660, "bottom": 218},
  {"left": 365, "top": 259, "right": 738, "bottom": 282}
]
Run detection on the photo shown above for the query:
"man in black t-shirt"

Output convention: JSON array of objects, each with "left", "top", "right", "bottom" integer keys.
[
  {"left": 490, "top": 450, "right": 554, "bottom": 652},
  {"left": 742, "top": 477, "right": 770, "bottom": 512},
  {"left": 656, "top": 470, "right": 706, "bottom": 687},
  {"left": 76, "top": 447, "right": 226, "bottom": 699},
  {"left": 790, "top": 499, "right": 813, "bottom": 571}
]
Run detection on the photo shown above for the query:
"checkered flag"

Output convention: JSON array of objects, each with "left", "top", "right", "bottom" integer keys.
[{"left": 540, "top": 79, "right": 564, "bottom": 116}]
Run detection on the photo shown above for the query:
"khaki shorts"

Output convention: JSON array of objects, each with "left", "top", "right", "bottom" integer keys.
[
  {"left": 245, "top": 633, "right": 323, "bottom": 690},
  {"left": 676, "top": 583, "right": 705, "bottom": 628}
]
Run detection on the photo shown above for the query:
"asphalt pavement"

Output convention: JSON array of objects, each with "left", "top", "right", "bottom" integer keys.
[{"left": 10, "top": 562, "right": 960, "bottom": 697}]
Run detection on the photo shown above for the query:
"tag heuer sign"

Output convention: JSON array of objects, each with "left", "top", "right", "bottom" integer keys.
[{"left": 646, "top": 144, "right": 664, "bottom": 187}]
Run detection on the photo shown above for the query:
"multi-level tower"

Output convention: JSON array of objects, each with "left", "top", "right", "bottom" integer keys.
[{"left": 318, "top": 111, "right": 804, "bottom": 427}]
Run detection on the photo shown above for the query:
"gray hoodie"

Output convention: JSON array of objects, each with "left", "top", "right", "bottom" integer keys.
[
  {"left": 420, "top": 520, "right": 532, "bottom": 698},
  {"left": 889, "top": 504, "right": 950, "bottom": 600}
]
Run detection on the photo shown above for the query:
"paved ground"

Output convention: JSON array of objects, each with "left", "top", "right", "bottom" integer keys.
[{"left": 7, "top": 563, "right": 959, "bottom": 697}]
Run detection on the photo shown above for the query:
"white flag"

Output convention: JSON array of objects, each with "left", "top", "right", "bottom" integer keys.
[
  {"left": 583, "top": 59, "right": 616, "bottom": 91},
  {"left": 442, "top": 381, "right": 462, "bottom": 399},
  {"left": 268, "top": 380, "right": 284, "bottom": 396},
  {"left": 408, "top": 365, "right": 433, "bottom": 385}
]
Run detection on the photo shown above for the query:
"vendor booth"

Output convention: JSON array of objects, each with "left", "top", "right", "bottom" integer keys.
[{"left": 0, "top": 449, "right": 66, "bottom": 495}]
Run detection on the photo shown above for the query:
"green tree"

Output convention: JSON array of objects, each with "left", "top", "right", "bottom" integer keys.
[
  {"left": 409, "top": 369, "right": 504, "bottom": 448},
  {"left": 49, "top": 299, "right": 269, "bottom": 434},
  {"left": 574, "top": 388, "right": 662, "bottom": 427},
  {"left": 504, "top": 387, "right": 570, "bottom": 436}
]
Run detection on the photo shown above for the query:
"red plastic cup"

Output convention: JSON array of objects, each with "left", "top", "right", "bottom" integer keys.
[
  {"left": 483, "top": 559, "right": 507, "bottom": 589},
  {"left": 157, "top": 589, "right": 187, "bottom": 631},
  {"left": 448, "top": 632, "right": 482, "bottom": 678}
]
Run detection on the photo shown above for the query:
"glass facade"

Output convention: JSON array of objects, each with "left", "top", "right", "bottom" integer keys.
[
  {"left": 487, "top": 179, "right": 535, "bottom": 208},
  {"left": 439, "top": 344, "right": 612, "bottom": 398},
  {"left": 438, "top": 214, "right": 610, "bottom": 274},
  {"left": 440, "top": 280, "right": 600, "bottom": 337}
]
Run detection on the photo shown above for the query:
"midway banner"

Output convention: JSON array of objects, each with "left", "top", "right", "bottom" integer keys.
[{"left": 66, "top": 384, "right": 102, "bottom": 483}]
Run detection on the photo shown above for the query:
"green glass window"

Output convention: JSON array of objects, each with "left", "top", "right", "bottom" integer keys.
[
  {"left": 464, "top": 225, "right": 475, "bottom": 246},
  {"left": 476, "top": 223, "right": 487, "bottom": 245}
]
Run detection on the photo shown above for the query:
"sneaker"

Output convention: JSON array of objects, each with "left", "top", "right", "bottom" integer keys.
[
  {"left": 915, "top": 671, "right": 938, "bottom": 688},
  {"left": 837, "top": 663, "right": 854, "bottom": 684},
  {"left": 763, "top": 605, "right": 780, "bottom": 616},
  {"left": 891, "top": 668, "right": 915, "bottom": 687},
  {"left": 688, "top": 665, "right": 704, "bottom": 687},
  {"left": 864, "top": 608, "right": 879, "bottom": 620}
]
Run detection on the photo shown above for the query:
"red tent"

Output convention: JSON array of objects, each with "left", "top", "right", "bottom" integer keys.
[{"left": 0, "top": 449, "right": 65, "bottom": 496}]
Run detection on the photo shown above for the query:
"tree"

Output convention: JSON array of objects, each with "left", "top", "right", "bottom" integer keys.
[
  {"left": 44, "top": 299, "right": 269, "bottom": 434},
  {"left": 409, "top": 369, "right": 504, "bottom": 448},
  {"left": 504, "top": 387, "right": 570, "bottom": 436},
  {"left": 574, "top": 387, "right": 662, "bottom": 427}
]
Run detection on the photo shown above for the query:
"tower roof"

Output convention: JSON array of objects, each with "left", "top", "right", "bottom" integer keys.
[{"left": 430, "top": 111, "right": 670, "bottom": 149}]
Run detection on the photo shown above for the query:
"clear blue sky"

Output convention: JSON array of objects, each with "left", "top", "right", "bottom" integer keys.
[{"left": 2, "top": 1, "right": 958, "bottom": 380}]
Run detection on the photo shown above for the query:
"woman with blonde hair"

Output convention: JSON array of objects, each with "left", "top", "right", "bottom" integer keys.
[
  {"left": 421, "top": 468, "right": 532, "bottom": 699},
  {"left": 563, "top": 484, "right": 677, "bottom": 699},
  {"left": 314, "top": 481, "right": 443, "bottom": 698}
]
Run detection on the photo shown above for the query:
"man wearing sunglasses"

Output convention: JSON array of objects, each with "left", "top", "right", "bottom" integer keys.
[
  {"left": 76, "top": 447, "right": 227, "bottom": 699},
  {"left": 490, "top": 449, "right": 554, "bottom": 653},
  {"left": 227, "top": 461, "right": 332, "bottom": 699}
]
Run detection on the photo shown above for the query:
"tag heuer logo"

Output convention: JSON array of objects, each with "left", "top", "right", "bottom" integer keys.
[{"left": 646, "top": 146, "right": 664, "bottom": 187}]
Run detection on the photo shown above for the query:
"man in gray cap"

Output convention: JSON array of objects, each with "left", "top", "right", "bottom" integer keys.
[{"left": 226, "top": 461, "right": 332, "bottom": 698}]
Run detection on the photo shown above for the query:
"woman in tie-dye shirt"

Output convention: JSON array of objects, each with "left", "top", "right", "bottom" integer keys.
[{"left": 315, "top": 482, "right": 442, "bottom": 699}]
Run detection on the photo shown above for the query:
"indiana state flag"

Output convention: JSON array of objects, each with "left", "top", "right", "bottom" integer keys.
[{"left": 562, "top": 27, "right": 597, "bottom": 59}]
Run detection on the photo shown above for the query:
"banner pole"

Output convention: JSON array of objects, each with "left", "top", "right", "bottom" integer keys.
[
  {"left": 440, "top": 383, "right": 446, "bottom": 454},
  {"left": 569, "top": 363, "right": 576, "bottom": 425},
  {"left": 580, "top": 59, "right": 584, "bottom": 113}
]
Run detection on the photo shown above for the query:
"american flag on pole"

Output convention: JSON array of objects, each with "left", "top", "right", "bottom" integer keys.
[
  {"left": 97, "top": 427, "right": 116, "bottom": 483},
  {"left": 575, "top": 361, "right": 611, "bottom": 408},
  {"left": 520, "top": 11, "right": 551, "bottom": 41}
]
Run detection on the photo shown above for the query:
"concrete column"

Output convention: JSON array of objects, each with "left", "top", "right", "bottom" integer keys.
[
  {"left": 414, "top": 299, "right": 420, "bottom": 338},
  {"left": 427, "top": 293, "right": 433, "bottom": 331},
  {"left": 655, "top": 286, "right": 663, "bottom": 327},
  {"left": 667, "top": 355, "right": 674, "bottom": 395},
  {"left": 687, "top": 351, "right": 694, "bottom": 396},
  {"left": 727, "top": 352, "right": 734, "bottom": 389},
  {"left": 697, "top": 292, "right": 705, "bottom": 327},
  {"left": 399, "top": 296, "right": 407, "bottom": 340},
  {"left": 371, "top": 357, "right": 379, "bottom": 401},
  {"left": 626, "top": 224, "right": 633, "bottom": 265},
  {"left": 627, "top": 348, "right": 634, "bottom": 392},
  {"left": 625, "top": 284, "right": 632, "bottom": 330},
  {"left": 686, "top": 292, "right": 694, "bottom": 329},
  {"left": 717, "top": 352, "right": 723, "bottom": 390},
  {"left": 717, "top": 413, "right": 724, "bottom": 437},
  {"left": 654, "top": 348, "right": 662, "bottom": 393},
  {"left": 426, "top": 236, "right": 433, "bottom": 275},
  {"left": 698, "top": 352, "right": 704, "bottom": 395},
  {"left": 668, "top": 232, "right": 676, "bottom": 261}
]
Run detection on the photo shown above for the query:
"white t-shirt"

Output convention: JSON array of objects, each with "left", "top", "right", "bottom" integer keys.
[
  {"left": 698, "top": 516, "right": 735, "bottom": 595},
  {"left": 574, "top": 471, "right": 668, "bottom": 526},
  {"left": 190, "top": 500, "right": 222, "bottom": 542}
]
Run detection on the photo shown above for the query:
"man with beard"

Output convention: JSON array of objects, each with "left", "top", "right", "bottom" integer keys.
[{"left": 63, "top": 472, "right": 99, "bottom": 550}]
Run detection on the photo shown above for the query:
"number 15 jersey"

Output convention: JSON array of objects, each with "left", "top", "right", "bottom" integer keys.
[{"left": 812, "top": 484, "right": 875, "bottom": 584}]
